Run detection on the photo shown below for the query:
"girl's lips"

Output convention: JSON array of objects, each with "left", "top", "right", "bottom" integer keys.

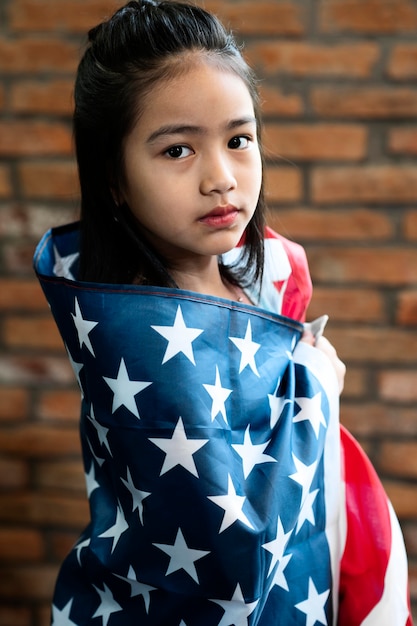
[{"left": 199, "top": 206, "right": 239, "bottom": 227}]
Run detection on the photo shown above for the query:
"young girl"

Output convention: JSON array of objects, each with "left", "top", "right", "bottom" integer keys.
[{"left": 34, "top": 1, "right": 412, "bottom": 624}]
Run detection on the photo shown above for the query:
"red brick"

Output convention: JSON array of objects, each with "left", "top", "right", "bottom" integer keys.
[
  {"left": 264, "top": 166, "right": 302, "bottom": 203},
  {"left": 0, "top": 205, "right": 77, "bottom": 239},
  {"left": 339, "top": 367, "right": 369, "bottom": 399},
  {"left": 384, "top": 481, "right": 417, "bottom": 519},
  {"left": 199, "top": 1, "right": 305, "bottom": 36},
  {"left": 50, "top": 531, "right": 81, "bottom": 560},
  {"left": 3, "top": 240, "right": 43, "bottom": 275},
  {"left": 402, "top": 522, "right": 417, "bottom": 557},
  {"left": 37, "top": 389, "right": 81, "bottom": 422},
  {"left": 264, "top": 124, "right": 367, "bottom": 161},
  {"left": 0, "top": 529, "right": 44, "bottom": 562},
  {"left": 0, "top": 458, "right": 29, "bottom": 489},
  {"left": 0, "top": 122, "right": 72, "bottom": 157},
  {"left": 311, "top": 165, "right": 417, "bottom": 204},
  {"left": 0, "top": 424, "right": 80, "bottom": 457},
  {"left": 388, "top": 127, "right": 417, "bottom": 156},
  {"left": 7, "top": 0, "right": 304, "bottom": 36},
  {"left": 306, "top": 287, "right": 384, "bottom": 322},
  {"left": 34, "top": 460, "right": 85, "bottom": 493},
  {"left": 326, "top": 327, "right": 417, "bottom": 364},
  {"left": 0, "top": 564, "right": 57, "bottom": 601},
  {"left": 259, "top": 84, "right": 304, "bottom": 117},
  {"left": 36, "top": 605, "right": 52, "bottom": 626},
  {"left": 0, "top": 387, "right": 28, "bottom": 421},
  {"left": 377, "top": 441, "right": 417, "bottom": 479},
  {"left": 10, "top": 79, "right": 74, "bottom": 115},
  {"left": 268, "top": 208, "right": 393, "bottom": 241},
  {"left": 379, "top": 370, "right": 417, "bottom": 403},
  {"left": 18, "top": 161, "right": 78, "bottom": 200},
  {"left": 4, "top": 315, "right": 64, "bottom": 350},
  {"left": 0, "top": 165, "right": 11, "bottom": 198},
  {"left": 246, "top": 41, "right": 378, "bottom": 77},
  {"left": 0, "top": 493, "right": 88, "bottom": 528},
  {"left": 404, "top": 210, "right": 417, "bottom": 240},
  {"left": 0, "top": 38, "right": 79, "bottom": 73},
  {"left": 8, "top": 0, "right": 110, "bottom": 32},
  {"left": 312, "top": 87, "right": 417, "bottom": 118},
  {"left": 0, "top": 356, "right": 73, "bottom": 385},
  {"left": 308, "top": 246, "right": 417, "bottom": 285},
  {"left": 319, "top": 0, "right": 417, "bottom": 34},
  {"left": 397, "top": 290, "right": 417, "bottom": 325},
  {"left": 0, "top": 279, "right": 48, "bottom": 311},
  {"left": 0, "top": 606, "right": 31, "bottom": 626},
  {"left": 341, "top": 403, "right": 417, "bottom": 438},
  {"left": 387, "top": 44, "right": 417, "bottom": 80}
]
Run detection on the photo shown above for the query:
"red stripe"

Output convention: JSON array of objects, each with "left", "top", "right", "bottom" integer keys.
[{"left": 338, "top": 426, "right": 392, "bottom": 625}]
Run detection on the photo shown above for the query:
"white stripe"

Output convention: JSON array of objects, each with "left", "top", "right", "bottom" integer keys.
[
  {"left": 360, "top": 501, "right": 410, "bottom": 625},
  {"left": 293, "top": 342, "right": 346, "bottom": 625}
]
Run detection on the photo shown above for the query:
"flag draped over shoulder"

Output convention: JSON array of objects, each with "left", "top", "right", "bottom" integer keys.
[{"left": 34, "top": 223, "right": 412, "bottom": 626}]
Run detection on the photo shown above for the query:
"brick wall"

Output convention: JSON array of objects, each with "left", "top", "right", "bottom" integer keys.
[{"left": 0, "top": 0, "right": 417, "bottom": 623}]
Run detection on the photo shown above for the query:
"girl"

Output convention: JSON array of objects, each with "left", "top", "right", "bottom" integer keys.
[{"left": 34, "top": 1, "right": 412, "bottom": 624}]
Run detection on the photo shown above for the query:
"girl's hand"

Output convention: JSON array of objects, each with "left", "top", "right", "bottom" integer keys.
[{"left": 301, "top": 330, "right": 346, "bottom": 394}]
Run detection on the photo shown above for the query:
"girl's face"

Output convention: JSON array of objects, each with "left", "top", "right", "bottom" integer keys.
[{"left": 120, "top": 61, "right": 262, "bottom": 272}]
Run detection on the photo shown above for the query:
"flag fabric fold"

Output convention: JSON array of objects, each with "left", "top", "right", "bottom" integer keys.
[{"left": 34, "top": 222, "right": 412, "bottom": 626}]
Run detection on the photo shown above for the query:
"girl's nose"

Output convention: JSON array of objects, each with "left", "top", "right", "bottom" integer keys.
[{"left": 199, "top": 154, "right": 237, "bottom": 195}]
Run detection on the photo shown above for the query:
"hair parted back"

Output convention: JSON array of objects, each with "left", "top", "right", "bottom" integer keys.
[{"left": 74, "top": 0, "right": 266, "bottom": 287}]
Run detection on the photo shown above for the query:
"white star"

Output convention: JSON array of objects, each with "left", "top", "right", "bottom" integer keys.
[
  {"left": 114, "top": 565, "right": 156, "bottom": 612},
  {"left": 98, "top": 503, "right": 129, "bottom": 553},
  {"left": 151, "top": 305, "right": 203, "bottom": 365},
  {"left": 149, "top": 417, "right": 209, "bottom": 477},
  {"left": 293, "top": 392, "right": 327, "bottom": 438},
  {"left": 86, "top": 436, "right": 105, "bottom": 467},
  {"left": 53, "top": 245, "right": 78, "bottom": 280},
  {"left": 208, "top": 474, "right": 254, "bottom": 533},
  {"left": 294, "top": 577, "right": 330, "bottom": 626},
  {"left": 210, "top": 583, "right": 259, "bottom": 626},
  {"left": 85, "top": 461, "right": 99, "bottom": 497},
  {"left": 229, "top": 320, "right": 260, "bottom": 376},
  {"left": 289, "top": 454, "right": 318, "bottom": 504},
  {"left": 268, "top": 378, "right": 291, "bottom": 429},
  {"left": 92, "top": 583, "right": 123, "bottom": 626},
  {"left": 262, "top": 517, "right": 292, "bottom": 577},
  {"left": 51, "top": 598, "right": 78, "bottom": 625},
  {"left": 232, "top": 425, "right": 276, "bottom": 479},
  {"left": 289, "top": 454, "right": 320, "bottom": 533},
  {"left": 103, "top": 358, "right": 152, "bottom": 418},
  {"left": 75, "top": 536, "right": 90, "bottom": 565},
  {"left": 153, "top": 527, "right": 210, "bottom": 583},
  {"left": 296, "top": 489, "right": 319, "bottom": 533},
  {"left": 66, "top": 344, "right": 84, "bottom": 397},
  {"left": 203, "top": 365, "right": 232, "bottom": 423},
  {"left": 71, "top": 297, "right": 98, "bottom": 356},
  {"left": 271, "top": 553, "right": 292, "bottom": 591},
  {"left": 121, "top": 467, "right": 151, "bottom": 525},
  {"left": 87, "top": 405, "right": 112, "bottom": 457}
]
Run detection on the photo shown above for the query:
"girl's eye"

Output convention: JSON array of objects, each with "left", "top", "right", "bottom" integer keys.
[
  {"left": 228, "top": 135, "right": 251, "bottom": 150},
  {"left": 165, "top": 145, "right": 193, "bottom": 159}
]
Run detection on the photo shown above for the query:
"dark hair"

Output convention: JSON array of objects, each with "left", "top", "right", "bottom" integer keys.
[{"left": 74, "top": 0, "right": 266, "bottom": 288}]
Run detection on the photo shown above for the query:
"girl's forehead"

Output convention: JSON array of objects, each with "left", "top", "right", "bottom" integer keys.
[{"left": 135, "top": 65, "right": 256, "bottom": 134}]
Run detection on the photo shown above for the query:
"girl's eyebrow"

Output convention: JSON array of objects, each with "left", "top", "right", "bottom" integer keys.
[{"left": 146, "top": 116, "right": 257, "bottom": 144}]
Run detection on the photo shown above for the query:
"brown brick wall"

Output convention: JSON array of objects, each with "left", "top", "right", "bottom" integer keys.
[{"left": 0, "top": 0, "right": 416, "bottom": 623}]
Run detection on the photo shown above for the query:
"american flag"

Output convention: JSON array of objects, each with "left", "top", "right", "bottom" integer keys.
[{"left": 34, "top": 223, "right": 412, "bottom": 626}]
